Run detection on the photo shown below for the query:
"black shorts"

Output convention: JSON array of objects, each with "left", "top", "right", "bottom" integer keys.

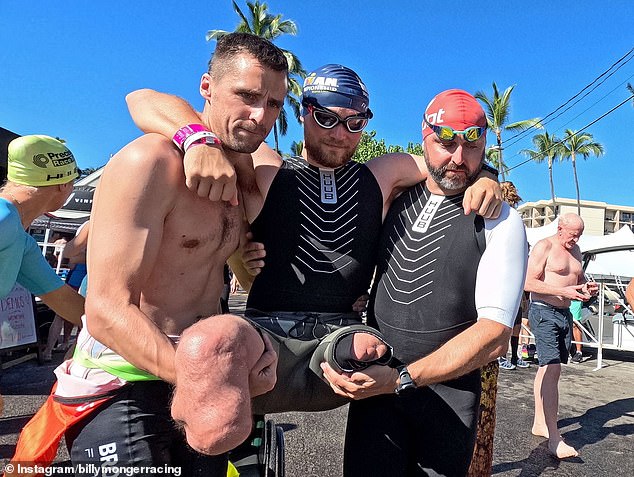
[
  {"left": 528, "top": 301, "right": 573, "bottom": 365},
  {"left": 344, "top": 370, "right": 481, "bottom": 476},
  {"left": 66, "top": 381, "right": 228, "bottom": 476}
]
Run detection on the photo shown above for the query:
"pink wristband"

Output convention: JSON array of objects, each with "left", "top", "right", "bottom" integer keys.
[
  {"left": 183, "top": 131, "right": 222, "bottom": 152},
  {"left": 173, "top": 124, "right": 208, "bottom": 150}
]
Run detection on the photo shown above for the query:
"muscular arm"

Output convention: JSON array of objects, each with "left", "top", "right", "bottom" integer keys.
[
  {"left": 126, "top": 89, "right": 202, "bottom": 138},
  {"left": 85, "top": 135, "right": 182, "bottom": 383},
  {"left": 126, "top": 89, "right": 238, "bottom": 203},
  {"left": 322, "top": 319, "right": 511, "bottom": 399},
  {"left": 409, "top": 319, "right": 510, "bottom": 387},
  {"left": 366, "top": 153, "right": 501, "bottom": 219}
]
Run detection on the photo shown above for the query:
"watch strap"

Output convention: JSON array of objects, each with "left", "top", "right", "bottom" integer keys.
[{"left": 395, "top": 364, "right": 416, "bottom": 395}]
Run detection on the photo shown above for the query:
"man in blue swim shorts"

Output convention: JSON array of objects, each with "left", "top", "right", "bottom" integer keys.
[{"left": 525, "top": 212, "right": 598, "bottom": 459}]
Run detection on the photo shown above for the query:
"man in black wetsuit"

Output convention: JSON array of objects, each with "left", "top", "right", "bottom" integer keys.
[{"left": 322, "top": 89, "right": 528, "bottom": 476}]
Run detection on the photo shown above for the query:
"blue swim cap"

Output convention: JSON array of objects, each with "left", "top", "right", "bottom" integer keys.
[{"left": 302, "top": 64, "right": 371, "bottom": 116}]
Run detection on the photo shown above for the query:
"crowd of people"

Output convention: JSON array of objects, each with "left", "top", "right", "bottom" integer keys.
[{"left": 2, "top": 32, "right": 626, "bottom": 476}]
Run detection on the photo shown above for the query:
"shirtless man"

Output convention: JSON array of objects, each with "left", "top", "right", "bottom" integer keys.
[
  {"left": 524, "top": 213, "right": 598, "bottom": 458},
  {"left": 10, "top": 33, "right": 288, "bottom": 475}
]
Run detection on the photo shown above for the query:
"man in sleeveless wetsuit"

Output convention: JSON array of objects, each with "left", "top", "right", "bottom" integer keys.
[{"left": 322, "top": 90, "right": 528, "bottom": 476}]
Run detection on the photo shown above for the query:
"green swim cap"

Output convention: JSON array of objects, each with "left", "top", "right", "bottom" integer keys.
[{"left": 8, "top": 135, "right": 79, "bottom": 187}]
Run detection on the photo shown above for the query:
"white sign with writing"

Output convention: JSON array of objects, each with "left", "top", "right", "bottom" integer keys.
[{"left": 0, "top": 283, "right": 37, "bottom": 350}]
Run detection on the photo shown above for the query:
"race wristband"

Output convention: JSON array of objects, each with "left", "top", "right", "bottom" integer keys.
[
  {"left": 173, "top": 124, "right": 209, "bottom": 150},
  {"left": 183, "top": 131, "right": 222, "bottom": 152}
]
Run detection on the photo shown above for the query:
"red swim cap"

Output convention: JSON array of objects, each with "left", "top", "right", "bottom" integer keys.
[{"left": 422, "top": 89, "right": 487, "bottom": 140}]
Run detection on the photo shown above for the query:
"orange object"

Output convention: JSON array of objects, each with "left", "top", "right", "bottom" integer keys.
[{"left": 5, "top": 383, "right": 113, "bottom": 477}]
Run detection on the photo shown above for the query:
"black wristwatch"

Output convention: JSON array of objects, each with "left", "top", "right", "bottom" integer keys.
[
  {"left": 481, "top": 162, "right": 499, "bottom": 177},
  {"left": 395, "top": 365, "right": 416, "bottom": 395}
]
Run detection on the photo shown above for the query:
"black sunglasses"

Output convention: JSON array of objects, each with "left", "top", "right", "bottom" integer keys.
[{"left": 307, "top": 104, "right": 372, "bottom": 133}]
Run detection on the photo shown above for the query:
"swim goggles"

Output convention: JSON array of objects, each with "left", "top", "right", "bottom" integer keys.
[
  {"left": 306, "top": 104, "right": 372, "bottom": 133},
  {"left": 424, "top": 119, "right": 486, "bottom": 142}
]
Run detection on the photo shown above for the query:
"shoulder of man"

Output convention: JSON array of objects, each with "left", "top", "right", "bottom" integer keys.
[{"left": 105, "top": 133, "right": 184, "bottom": 184}]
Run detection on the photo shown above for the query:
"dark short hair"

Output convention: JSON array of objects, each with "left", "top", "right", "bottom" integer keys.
[{"left": 208, "top": 32, "right": 288, "bottom": 77}]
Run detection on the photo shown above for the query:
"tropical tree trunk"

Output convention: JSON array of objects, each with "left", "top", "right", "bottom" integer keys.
[
  {"left": 467, "top": 360, "right": 499, "bottom": 476},
  {"left": 548, "top": 159, "right": 557, "bottom": 218},
  {"left": 496, "top": 132, "right": 505, "bottom": 182},
  {"left": 572, "top": 152, "right": 581, "bottom": 215}
]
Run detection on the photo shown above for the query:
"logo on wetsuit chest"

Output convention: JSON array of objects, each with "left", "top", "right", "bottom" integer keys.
[
  {"left": 412, "top": 194, "right": 444, "bottom": 234},
  {"left": 319, "top": 169, "right": 337, "bottom": 204}
]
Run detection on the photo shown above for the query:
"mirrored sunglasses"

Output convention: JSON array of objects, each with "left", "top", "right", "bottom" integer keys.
[
  {"left": 425, "top": 119, "right": 486, "bottom": 142},
  {"left": 309, "top": 105, "right": 370, "bottom": 133}
]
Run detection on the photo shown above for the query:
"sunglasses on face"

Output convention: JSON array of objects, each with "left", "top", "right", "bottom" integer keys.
[
  {"left": 425, "top": 119, "right": 486, "bottom": 142},
  {"left": 308, "top": 105, "right": 371, "bottom": 133}
]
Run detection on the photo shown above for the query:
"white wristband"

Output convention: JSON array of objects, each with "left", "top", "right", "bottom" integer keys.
[{"left": 183, "top": 131, "right": 222, "bottom": 152}]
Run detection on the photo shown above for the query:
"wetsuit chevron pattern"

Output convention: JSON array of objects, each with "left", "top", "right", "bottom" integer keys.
[
  {"left": 248, "top": 156, "right": 382, "bottom": 313},
  {"left": 369, "top": 181, "right": 484, "bottom": 363}
]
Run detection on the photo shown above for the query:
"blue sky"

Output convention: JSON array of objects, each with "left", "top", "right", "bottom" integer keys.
[{"left": 2, "top": 1, "right": 633, "bottom": 206}]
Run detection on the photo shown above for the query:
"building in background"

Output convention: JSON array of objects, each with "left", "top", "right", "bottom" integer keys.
[{"left": 518, "top": 198, "right": 634, "bottom": 236}]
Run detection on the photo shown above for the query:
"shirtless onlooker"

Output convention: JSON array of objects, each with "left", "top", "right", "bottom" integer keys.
[
  {"left": 10, "top": 32, "right": 287, "bottom": 475},
  {"left": 524, "top": 213, "right": 598, "bottom": 458}
]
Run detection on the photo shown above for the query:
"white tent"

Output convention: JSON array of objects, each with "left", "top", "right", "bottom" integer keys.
[
  {"left": 581, "top": 226, "right": 634, "bottom": 278},
  {"left": 525, "top": 219, "right": 559, "bottom": 247}
]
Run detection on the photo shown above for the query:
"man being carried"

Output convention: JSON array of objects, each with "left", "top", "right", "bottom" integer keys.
[
  {"left": 524, "top": 212, "right": 598, "bottom": 458},
  {"left": 321, "top": 90, "right": 528, "bottom": 476}
]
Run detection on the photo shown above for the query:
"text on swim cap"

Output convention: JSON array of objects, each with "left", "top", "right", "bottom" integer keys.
[
  {"left": 32, "top": 149, "right": 76, "bottom": 168},
  {"left": 425, "top": 108, "right": 446, "bottom": 125},
  {"left": 46, "top": 167, "right": 79, "bottom": 182},
  {"left": 304, "top": 75, "right": 339, "bottom": 92}
]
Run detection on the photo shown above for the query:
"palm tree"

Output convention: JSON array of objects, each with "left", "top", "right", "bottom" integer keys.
[
  {"left": 475, "top": 83, "right": 542, "bottom": 182},
  {"left": 520, "top": 132, "right": 561, "bottom": 214},
  {"left": 559, "top": 129, "right": 604, "bottom": 214},
  {"left": 485, "top": 146, "right": 510, "bottom": 178},
  {"left": 289, "top": 140, "right": 303, "bottom": 157},
  {"left": 207, "top": 1, "right": 306, "bottom": 153}
]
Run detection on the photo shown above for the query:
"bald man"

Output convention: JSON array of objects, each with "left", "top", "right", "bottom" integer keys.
[{"left": 524, "top": 213, "right": 598, "bottom": 458}]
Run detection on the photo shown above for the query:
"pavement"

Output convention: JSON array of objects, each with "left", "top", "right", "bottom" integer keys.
[{"left": 1, "top": 291, "right": 634, "bottom": 476}]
